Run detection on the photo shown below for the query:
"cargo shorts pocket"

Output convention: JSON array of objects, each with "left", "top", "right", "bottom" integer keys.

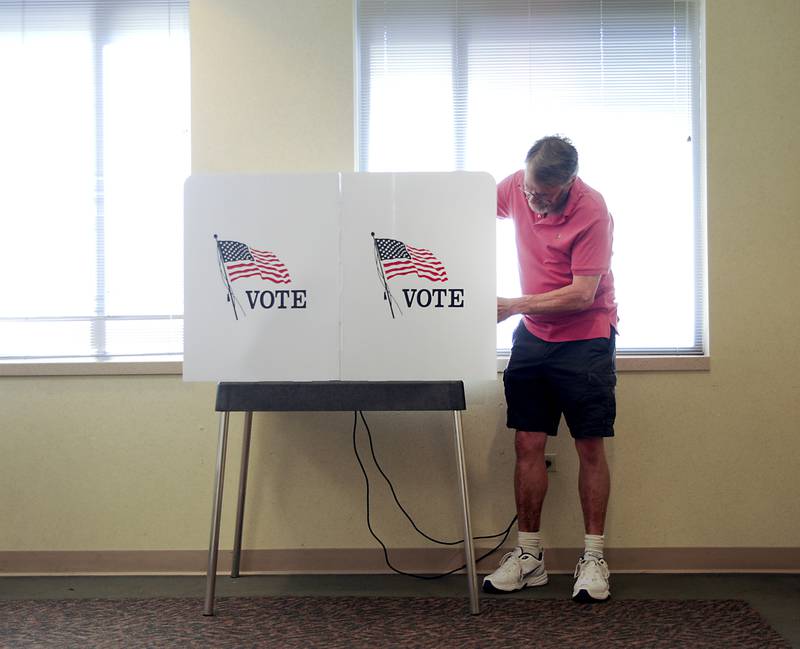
[
  {"left": 588, "top": 371, "right": 617, "bottom": 388},
  {"left": 586, "top": 371, "right": 617, "bottom": 427}
]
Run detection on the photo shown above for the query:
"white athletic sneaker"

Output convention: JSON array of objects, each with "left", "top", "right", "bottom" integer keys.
[
  {"left": 482, "top": 546, "right": 548, "bottom": 593},
  {"left": 572, "top": 553, "right": 611, "bottom": 602}
]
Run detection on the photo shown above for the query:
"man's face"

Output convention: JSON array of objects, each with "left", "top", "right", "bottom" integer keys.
[{"left": 522, "top": 168, "right": 574, "bottom": 215}]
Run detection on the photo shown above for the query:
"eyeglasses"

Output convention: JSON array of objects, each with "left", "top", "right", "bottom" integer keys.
[{"left": 518, "top": 184, "right": 561, "bottom": 203}]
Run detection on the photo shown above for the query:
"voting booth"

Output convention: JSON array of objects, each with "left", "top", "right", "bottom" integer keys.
[
  {"left": 184, "top": 173, "right": 497, "bottom": 615},
  {"left": 184, "top": 172, "right": 497, "bottom": 381}
]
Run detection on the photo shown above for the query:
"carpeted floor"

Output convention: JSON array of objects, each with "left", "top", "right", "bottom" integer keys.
[{"left": 0, "top": 596, "right": 791, "bottom": 649}]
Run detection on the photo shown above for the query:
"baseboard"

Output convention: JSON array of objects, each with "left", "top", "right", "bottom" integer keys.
[{"left": 1, "top": 547, "right": 799, "bottom": 576}]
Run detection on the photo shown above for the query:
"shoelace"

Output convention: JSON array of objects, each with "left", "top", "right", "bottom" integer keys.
[
  {"left": 575, "top": 555, "right": 608, "bottom": 579},
  {"left": 499, "top": 548, "right": 527, "bottom": 579},
  {"left": 499, "top": 549, "right": 519, "bottom": 565}
]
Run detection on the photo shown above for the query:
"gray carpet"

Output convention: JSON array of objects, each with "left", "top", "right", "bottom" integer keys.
[{"left": 0, "top": 596, "right": 791, "bottom": 648}]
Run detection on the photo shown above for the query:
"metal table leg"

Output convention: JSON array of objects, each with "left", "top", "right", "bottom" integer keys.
[
  {"left": 232, "top": 411, "right": 253, "bottom": 578},
  {"left": 452, "top": 410, "right": 480, "bottom": 614},
  {"left": 203, "top": 411, "right": 230, "bottom": 616}
]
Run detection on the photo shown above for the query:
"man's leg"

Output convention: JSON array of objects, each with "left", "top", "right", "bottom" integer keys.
[
  {"left": 572, "top": 436, "right": 612, "bottom": 602},
  {"left": 515, "top": 430, "right": 549, "bottom": 532},
  {"left": 575, "top": 437, "right": 610, "bottom": 534},
  {"left": 487, "top": 323, "right": 555, "bottom": 593},
  {"left": 482, "top": 429, "right": 550, "bottom": 593},
  {"left": 556, "top": 333, "right": 615, "bottom": 602}
]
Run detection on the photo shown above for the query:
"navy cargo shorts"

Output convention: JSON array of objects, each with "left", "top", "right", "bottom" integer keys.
[{"left": 503, "top": 321, "right": 616, "bottom": 438}]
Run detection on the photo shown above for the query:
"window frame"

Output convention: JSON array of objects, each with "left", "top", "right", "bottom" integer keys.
[
  {"left": 0, "top": 0, "right": 189, "bottom": 366},
  {"left": 354, "top": 0, "right": 709, "bottom": 365}
]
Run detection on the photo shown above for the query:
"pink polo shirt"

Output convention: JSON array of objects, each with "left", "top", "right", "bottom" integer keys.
[{"left": 497, "top": 171, "right": 618, "bottom": 342}]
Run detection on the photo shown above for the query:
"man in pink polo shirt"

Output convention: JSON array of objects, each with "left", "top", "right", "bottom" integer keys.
[{"left": 483, "top": 136, "right": 618, "bottom": 603}]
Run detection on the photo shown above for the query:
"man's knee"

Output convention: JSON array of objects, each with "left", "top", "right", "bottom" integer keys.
[
  {"left": 515, "top": 430, "right": 548, "bottom": 462},
  {"left": 575, "top": 437, "right": 606, "bottom": 466}
]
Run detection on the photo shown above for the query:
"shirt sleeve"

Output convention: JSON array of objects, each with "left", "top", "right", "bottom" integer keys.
[
  {"left": 571, "top": 208, "right": 614, "bottom": 276},
  {"left": 496, "top": 173, "right": 516, "bottom": 219}
]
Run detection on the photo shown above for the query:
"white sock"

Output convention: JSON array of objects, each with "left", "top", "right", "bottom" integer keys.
[
  {"left": 518, "top": 531, "right": 543, "bottom": 558},
  {"left": 584, "top": 534, "right": 605, "bottom": 559}
]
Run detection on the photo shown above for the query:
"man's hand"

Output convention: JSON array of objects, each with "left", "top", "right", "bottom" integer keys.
[{"left": 497, "top": 297, "right": 519, "bottom": 323}]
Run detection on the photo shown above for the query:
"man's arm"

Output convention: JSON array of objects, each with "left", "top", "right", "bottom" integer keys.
[{"left": 497, "top": 275, "right": 601, "bottom": 323}]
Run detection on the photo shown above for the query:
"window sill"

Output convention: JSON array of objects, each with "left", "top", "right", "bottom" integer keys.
[
  {"left": 0, "top": 357, "right": 183, "bottom": 377},
  {"left": 496, "top": 355, "right": 710, "bottom": 373},
  {"left": 1, "top": 354, "right": 709, "bottom": 377}
]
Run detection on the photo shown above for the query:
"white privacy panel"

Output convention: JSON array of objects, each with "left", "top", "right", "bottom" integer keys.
[
  {"left": 184, "top": 172, "right": 496, "bottom": 381},
  {"left": 339, "top": 172, "right": 496, "bottom": 380},
  {"left": 183, "top": 174, "right": 341, "bottom": 381}
]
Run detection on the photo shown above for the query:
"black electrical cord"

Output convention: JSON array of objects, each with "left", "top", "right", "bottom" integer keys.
[{"left": 352, "top": 410, "right": 517, "bottom": 580}]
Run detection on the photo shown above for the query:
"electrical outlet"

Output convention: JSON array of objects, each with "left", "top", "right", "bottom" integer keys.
[{"left": 545, "top": 454, "right": 557, "bottom": 472}]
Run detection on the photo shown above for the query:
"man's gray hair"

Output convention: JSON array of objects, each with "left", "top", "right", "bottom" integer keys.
[{"left": 525, "top": 135, "right": 579, "bottom": 186}]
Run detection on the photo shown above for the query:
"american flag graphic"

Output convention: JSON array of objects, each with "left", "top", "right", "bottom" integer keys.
[
  {"left": 374, "top": 238, "right": 448, "bottom": 282},
  {"left": 217, "top": 240, "right": 291, "bottom": 284}
]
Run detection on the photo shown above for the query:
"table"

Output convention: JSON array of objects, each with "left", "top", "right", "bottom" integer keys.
[{"left": 203, "top": 381, "right": 480, "bottom": 615}]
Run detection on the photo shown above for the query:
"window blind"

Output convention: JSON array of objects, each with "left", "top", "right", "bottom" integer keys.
[
  {"left": 356, "top": 0, "right": 705, "bottom": 355},
  {"left": 0, "top": 0, "right": 189, "bottom": 361}
]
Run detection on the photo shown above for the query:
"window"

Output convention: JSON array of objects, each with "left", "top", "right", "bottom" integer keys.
[
  {"left": 356, "top": 0, "right": 706, "bottom": 355},
  {"left": 0, "top": 0, "right": 189, "bottom": 362}
]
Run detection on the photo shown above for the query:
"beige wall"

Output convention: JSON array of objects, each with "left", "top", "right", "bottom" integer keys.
[{"left": 1, "top": 0, "right": 799, "bottom": 564}]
